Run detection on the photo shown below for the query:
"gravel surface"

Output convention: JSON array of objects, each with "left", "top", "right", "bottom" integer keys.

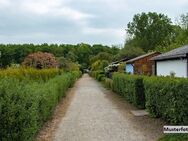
[{"left": 53, "top": 74, "right": 165, "bottom": 141}]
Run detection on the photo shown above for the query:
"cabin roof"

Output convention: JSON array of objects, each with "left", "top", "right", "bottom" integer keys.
[
  {"left": 126, "top": 52, "right": 160, "bottom": 63},
  {"left": 152, "top": 45, "right": 188, "bottom": 61},
  {"left": 112, "top": 57, "right": 129, "bottom": 64}
]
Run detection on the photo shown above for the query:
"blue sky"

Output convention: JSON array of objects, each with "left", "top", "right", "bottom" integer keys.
[{"left": 0, "top": 0, "right": 187, "bottom": 45}]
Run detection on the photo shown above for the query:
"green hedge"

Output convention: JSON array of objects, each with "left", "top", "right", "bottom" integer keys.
[
  {"left": 158, "top": 134, "right": 188, "bottom": 141},
  {"left": 112, "top": 73, "right": 188, "bottom": 124},
  {"left": 0, "top": 68, "right": 62, "bottom": 81},
  {"left": 90, "top": 71, "right": 105, "bottom": 81},
  {"left": 112, "top": 73, "right": 145, "bottom": 109},
  {"left": 104, "top": 78, "right": 113, "bottom": 89},
  {"left": 0, "top": 71, "right": 81, "bottom": 141},
  {"left": 144, "top": 76, "right": 188, "bottom": 124}
]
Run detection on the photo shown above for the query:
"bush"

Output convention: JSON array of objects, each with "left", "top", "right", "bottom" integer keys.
[
  {"left": 22, "top": 52, "right": 59, "bottom": 69},
  {"left": 158, "top": 134, "right": 188, "bottom": 141},
  {"left": 0, "top": 71, "right": 80, "bottom": 141},
  {"left": 144, "top": 76, "right": 188, "bottom": 124},
  {"left": 0, "top": 68, "right": 61, "bottom": 81},
  {"left": 112, "top": 73, "right": 145, "bottom": 109},
  {"left": 90, "top": 71, "right": 105, "bottom": 81},
  {"left": 104, "top": 78, "right": 113, "bottom": 89}
]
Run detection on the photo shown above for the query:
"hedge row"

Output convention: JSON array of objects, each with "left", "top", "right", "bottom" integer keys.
[
  {"left": 112, "top": 73, "right": 188, "bottom": 124},
  {"left": 112, "top": 73, "right": 145, "bottom": 109},
  {"left": 0, "top": 68, "right": 62, "bottom": 81},
  {"left": 144, "top": 76, "right": 188, "bottom": 124},
  {"left": 0, "top": 71, "right": 81, "bottom": 141},
  {"left": 104, "top": 78, "right": 113, "bottom": 89},
  {"left": 90, "top": 71, "right": 105, "bottom": 81}
]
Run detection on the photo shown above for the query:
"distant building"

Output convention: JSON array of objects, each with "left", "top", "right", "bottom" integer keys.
[
  {"left": 126, "top": 52, "right": 161, "bottom": 75},
  {"left": 152, "top": 45, "right": 188, "bottom": 78}
]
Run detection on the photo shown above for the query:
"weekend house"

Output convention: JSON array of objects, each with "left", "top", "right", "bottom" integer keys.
[
  {"left": 126, "top": 52, "right": 161, "bottom": 75},
  {"left": 152, "top": 45, "right": 188, "bottom": 78}
]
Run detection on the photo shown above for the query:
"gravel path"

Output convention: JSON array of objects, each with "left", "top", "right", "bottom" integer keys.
[{"left": 53, "top": 74, "right": 165, "bottom": 141}]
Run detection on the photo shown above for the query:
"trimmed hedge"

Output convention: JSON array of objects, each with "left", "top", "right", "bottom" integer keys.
[
  {"left": 90, "top": 71, "right": 105, "bottom": 81},
  {"left": 0, "top": 71, "right": 81, "bottom": 141},
  {"left": 158, "top": 134, "right": 188, "bottom": 141},
  {"left": 112, "top": 73, "right": 188, "bottom": 124},
  {"left": 104, "top": 78, "right": 113, "bottom": 89},
  {"left": 112, "top": 73, "right": 145, "bottom": 109},
  {"left": 144, "top": 76, "right": 188, "bottom": 124}
]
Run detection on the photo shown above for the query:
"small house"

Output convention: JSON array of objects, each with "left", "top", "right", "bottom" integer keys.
[
  {"left": 105, "top": 57, "right": 129, "bottom": 78},
  {"left": 126, "top": 52, "right": 161, "bottom": 75},
  {"left": 152, "top": 45, "right": 188, "bottom": 78}
]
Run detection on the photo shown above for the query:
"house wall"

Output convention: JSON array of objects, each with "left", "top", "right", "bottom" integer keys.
[
  {"left": 133, "top": 52, "right": 161, "bottom": 75},
  {"left": 156, "top": 59, "right": 187, "bottom": 77},
  {"left": 126, "top": 64, "right": 134, "bottom": 74}
]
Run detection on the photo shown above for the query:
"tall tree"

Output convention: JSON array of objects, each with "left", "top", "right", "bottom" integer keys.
[{"left": 127, "top": 12, "right": 175, "bottom": 51}]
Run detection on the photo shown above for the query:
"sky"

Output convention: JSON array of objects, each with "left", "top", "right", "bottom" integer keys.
[{"left": 0, "top": 0, "right": 187, "bottom": 45}]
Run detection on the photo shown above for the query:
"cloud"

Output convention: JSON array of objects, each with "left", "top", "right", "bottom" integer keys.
[
  {"left": 0, "top": 0, "right": 187, "bottom": 45},
  {"left": 20, "top": 0, "right": 93, "bottom": 23},
  {"left": 0, "top": 0, "right": 11, "bottom": 7}
]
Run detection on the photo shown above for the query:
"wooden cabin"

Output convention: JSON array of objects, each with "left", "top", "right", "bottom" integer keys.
[{"left": 126, "top": 52, "right": 161, "bottom": 75}]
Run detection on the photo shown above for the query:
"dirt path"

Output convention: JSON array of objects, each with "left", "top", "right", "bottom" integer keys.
[{"left": 51, "top": 74, "right": 165, "bottom": 141}]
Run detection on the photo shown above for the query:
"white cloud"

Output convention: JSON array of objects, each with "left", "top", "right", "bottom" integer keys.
[
  {"left": 0, "top": 0, "right": 11, "bottom": 7},
  {"left": 20, "top": 0, "right": 93, "bottom": 23},
  {"left": 82, "top": 27, "right": 125, "bottom": 40},
  {"left": 0, "top": 0, "right": 187, "bottom": 45},
  {"left": 21, "top": 0, "right": 63, "bottom": 15},
  {"left": 58, "top": 7, "right": 93, "bottom": 21}
]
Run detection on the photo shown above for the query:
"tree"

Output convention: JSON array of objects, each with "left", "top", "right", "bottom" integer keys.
[
  {"left": 156, "top": 13, "right": 188, "bottom": 52},
  {"left": 91, "top": 60, "right": 109, "bottom": 71},
  {"left": 127, "top": 12, "right": 174, "bottom": 51},
  {"left": 115, "top": 45, "right": 145, "bottom": 60},
  {"left": 22, "top": 52, "right": 59, "bottom": 69},
  {"left": 57, "top": 57, "right": 80, "bottom": 71},
  {"left": 179, "top": 13, "right": 188, "bottom": 29},
  {"left": 76, "top": 43, "right": 92, "bottom": 69},
  {"left": 90, "top": 52, "right": 113, "bottom": 64}
]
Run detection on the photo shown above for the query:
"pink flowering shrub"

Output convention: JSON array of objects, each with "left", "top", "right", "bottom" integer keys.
[{"left": 22, "top": 52, "right": 59, "bottom": 69}]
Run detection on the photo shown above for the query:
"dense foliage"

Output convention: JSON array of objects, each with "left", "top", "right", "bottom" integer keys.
[
  {"left": 123, "top": 12, "right": 188, "bottom": 56},
  {"left": 0, "top": 43, "right": 120, "bottom": 69},
  {"left": 144, "top": 76, "right": 188, "bottom": 124},
  {"left": 104, "top": 78, "right": 113, "bottom": 89},
  {"left": 22, "top": 52, "right": 59, "bottom": 69},
  {"left": 90, "top": 71, "right": 106, "bottom": 82},
  {"left": 0, "top": 71, "right": 81, "bottom": 141},
  {"left": 127, "top": 12, "right": 174, "bottom": 52},
  {"left": 0, "top": 68, "right": 61, "bottom": 81},
  {"left": 110, "top": 73, "right": 188, "bottom": 124},
  {"left": 112, "top": 73, "right": 145, "bottom": 109},
  {"left": 159, "top": 134, "right": 188, "bottom": 141}
]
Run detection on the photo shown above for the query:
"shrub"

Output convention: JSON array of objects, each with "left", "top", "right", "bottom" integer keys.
[
  {"left": 144, "top": 76, "right": 188, "bottom": 124},
  {"left": 57, "top": 57, "right": 80, "bottom": 71},
  {"left": 91, "top": 60, "right": 109, "bottom": 71},
  {"left": 22, "top": 52, "right": 59, "bottom": 69},
  {"left": 0, "top": 71, "right": 80, "bottom": 141},
  {"left": 158, "top": 134, "right": 188, "bottom": 141},
  {"left": 104, "top": 78, "right": 113, "bottom": 89},
  {"left": 90, "top": 71, "right": 105, "bottom": 81},
  {"left": 112, "top": 73, "right": 145, "bottom": 109},
  {"left": 0, "top": 68, "right": 61, "bottom": 81}
]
